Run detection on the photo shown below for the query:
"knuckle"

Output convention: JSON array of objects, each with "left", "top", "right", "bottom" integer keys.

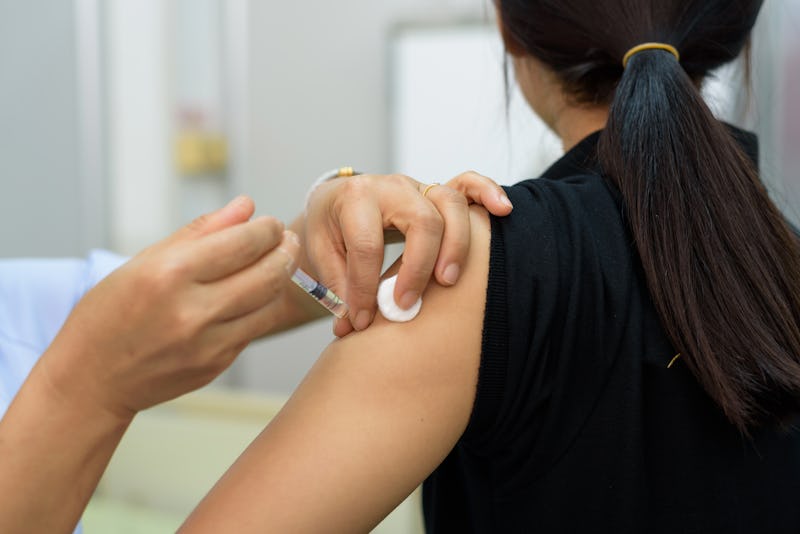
[
  {"left": 447, "top": 172, "right": 470, "bottom": 190},
  {"left": 341, "top": 176, "right": 370, "bottom": 197},
  {"left": 445, "top": 232, "right": 471, "bottom": 253},
  {"left": 233, "top": 235, "right": 261, "bottom": 262},
  {"left": 260, "top": 220, "right": 286, "bottom": 248},
  {"left": 454, "top": 170, "right": 482, "bottom": 186},
  {"left": 258, "top": 215, "right": 283, "bottom": 234},
  {"left": 350, "top": 235, "right": 383, "bottom": 259},
  {"left": 334, "top": 179, "right": 372, "bottom": 210},
  {"left": 265, "top": 283, "right": 285, "bottom": 305},
  {"left": 186, "top": 213, "right": 211, "bottom": 233},
  {"left": 140, "top": 256, "right": 189, "bottom": 293},
  {"left": 413, "top": 207, "right": 444, "bottom": 234},
  {"left": 304, "top": 238, "right": 327, "bottom": 267},
  {"left": 388, "top": 173, "right": 409, "bottom": 186},
  {"left": 160, "top": 257, "right": 191, "bottom": 284},
  {"left": 402, "top": 263, "right": 433, "bottom": 284},
  {"left": 261, "top": 262, "right": 290, "bottom": 298},
  {"left": 264, "top": 266, "right": 288, "bottom": 293},
  {"left": 349, "top": 283, "right": 376, "bottom": 303},
  {"left": 202, "top": 300, "right": 226, "bottom": 325},
  {"left": 442, "top": 187, "right": 469, "bottom": 207},
  {"left": 172, "top": 308, "right": 204, "bottom": 344}
]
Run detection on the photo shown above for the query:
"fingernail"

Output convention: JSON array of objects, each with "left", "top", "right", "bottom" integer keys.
[
  {"left": 227, "top": 195, "right": 248, "bottom": 208},
  {"left": 442, "top": 263, "right": 460, "bottom": 285},
  {"left": 498, "top": 194, "right": 513, "bottom": 209},
  {"left": 399, "top": 291, "right": 420, "bottom": 310},
  {"left": 276, "top": 247, "right": 297, "bottom": 275},
  {"left": 353, "top": 310, "right": 372, "bottom": 331},
  {"left": 284, "top": 230, "right": 300, "bottom": 247}
]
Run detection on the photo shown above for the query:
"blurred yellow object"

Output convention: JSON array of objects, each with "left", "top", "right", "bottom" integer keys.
[{"left": 174, "top": 132, "right": 228, "bottom": 175}]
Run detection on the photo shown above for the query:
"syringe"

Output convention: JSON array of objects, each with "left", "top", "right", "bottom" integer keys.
[{"left": 291, "top": 268, "right": 349, "bottom": 319}]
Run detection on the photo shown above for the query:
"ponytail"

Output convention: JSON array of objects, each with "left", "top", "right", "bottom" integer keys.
[
  {"left": 498, "top": 0, "right": 800, "bottom": 432},
  {"left": 598, "top": 48, "right": 800, "bottom": 431}
]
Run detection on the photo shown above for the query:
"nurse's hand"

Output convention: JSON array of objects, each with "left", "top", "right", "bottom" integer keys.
[
  {"left": 304, "top": 171, "right": 511, "bottom": 337},
  {"left": 42, "top": 196, "right": 299, "bottom": 420}
]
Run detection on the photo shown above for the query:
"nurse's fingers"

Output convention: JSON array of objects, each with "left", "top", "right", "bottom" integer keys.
[
  {"left": 206, "top": 230, "right": 300, "bottom": 321},
  {"left": 192, "top": 216, "right": 286, "bottom": 282}
]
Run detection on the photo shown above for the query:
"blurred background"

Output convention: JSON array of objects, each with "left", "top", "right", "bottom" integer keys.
[{"left": 0, "top": 1, "right": 798, "bottom": 532}]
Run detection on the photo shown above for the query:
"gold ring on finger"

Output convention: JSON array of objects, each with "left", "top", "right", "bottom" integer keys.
[{"left": 422, "top": 183, "right": 440, "bottom": 199}]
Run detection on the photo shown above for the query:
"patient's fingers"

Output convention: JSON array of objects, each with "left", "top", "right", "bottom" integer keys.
[
  {"left": 340, "top": 199, "right": 385, "bottom": 331},
  {"left": 446, "top": 171, "right": 513, "bottom": 215},
  {"left": 390, "top": 208, "right": 443, "bottom": 310},
  {"left": 420, "top": 184, "right": 471, "bottom": 287}
]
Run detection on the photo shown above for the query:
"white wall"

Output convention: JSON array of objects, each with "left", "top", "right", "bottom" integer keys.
[
  {"left": 0, "top": 0, "right": 105, "bottom": 257},
  {"left": 228, "top": 0, "right": 491, "bottom": 394},
  {"left": 391, "top": 24, "right": 562, "bottom": 185},
  {"left": 106, "top": 0, "right": 174, "bottom": 255},
  {"left": 755, "top": 1, "right": 800, "bottom": 223}
]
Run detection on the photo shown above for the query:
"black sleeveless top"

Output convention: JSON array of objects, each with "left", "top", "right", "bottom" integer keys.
[{"left": 423, "top": 130, "right": 800, "bottom": 533}]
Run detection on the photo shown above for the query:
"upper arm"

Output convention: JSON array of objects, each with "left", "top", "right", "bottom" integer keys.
[{"left": 182, "top": 206, "right": 492, "bottom": 533}]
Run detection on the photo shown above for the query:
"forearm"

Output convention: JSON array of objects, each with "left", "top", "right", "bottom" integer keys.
[{"left": 0, "top": 355, "right": 132, "bottom": 533}]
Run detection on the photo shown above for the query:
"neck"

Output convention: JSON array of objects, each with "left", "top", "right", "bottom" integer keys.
[{"left": 552, "top": 104, "right": 610, "bottom": 152}]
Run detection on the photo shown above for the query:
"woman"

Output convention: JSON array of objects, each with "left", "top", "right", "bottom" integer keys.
[
  {"left": 182, "top": 1, "right": 800, "bottom": 532},
  {"left": 0, "top": 173, "right": 512, "bottom": 534}
]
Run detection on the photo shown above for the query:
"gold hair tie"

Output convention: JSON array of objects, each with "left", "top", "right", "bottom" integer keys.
[{"left": 622, "top": 42, "right": 680, "bottom": 68}]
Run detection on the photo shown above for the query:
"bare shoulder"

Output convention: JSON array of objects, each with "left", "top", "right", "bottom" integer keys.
[{"left": 181, "top": 206, "right": 492, "bottom": 533}]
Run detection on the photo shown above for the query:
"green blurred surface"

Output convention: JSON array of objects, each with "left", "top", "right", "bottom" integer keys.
[{"left": 83, "top": 495, "right": 183, "bottom": 534}]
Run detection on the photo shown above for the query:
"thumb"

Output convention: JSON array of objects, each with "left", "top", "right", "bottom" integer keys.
[{"left": 175, "top": 195, "right": 256, "bottom": 241}]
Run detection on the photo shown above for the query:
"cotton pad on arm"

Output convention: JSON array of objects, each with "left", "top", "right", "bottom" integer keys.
[{"left": 377, "top": 274, "right": 422, "bottom": 322}]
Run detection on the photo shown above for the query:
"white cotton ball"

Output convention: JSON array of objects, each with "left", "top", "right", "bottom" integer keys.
[{"left": 377, "top": 274, "right": 422, "bottom": 322}]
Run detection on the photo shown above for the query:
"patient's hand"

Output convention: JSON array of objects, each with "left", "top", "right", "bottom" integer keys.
[{"left": 304, "top": 171, "right": 511, "bottom": 336}]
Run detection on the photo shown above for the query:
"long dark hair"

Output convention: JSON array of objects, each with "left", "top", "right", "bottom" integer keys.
[{"left": 498, "top": 0, "right": 800, "bottom": 432}]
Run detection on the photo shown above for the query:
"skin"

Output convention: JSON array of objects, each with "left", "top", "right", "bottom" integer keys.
[
  {"left": 510, "top": 54, "right": 609, "bottom": 152},
  {"left": 234, "top": 171, "right": 513, "bottom": 339},
  {"left": 498, "top": 17, "right": 609, "bottom": 152},
  {"left": 0, "top": 197, "right": 300, "bottom": 533},
  {"left": 180, "top": 23, "right": 612, "bottom": 533},
  {"left": 182, "top": 205, "right": 491, "bottom": 533},
  {"left": 304, "top": 171, "right": 513, "bottom": 337},
  {"left": 0, "top": 173, "right": 510, "bottom": 532}
]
